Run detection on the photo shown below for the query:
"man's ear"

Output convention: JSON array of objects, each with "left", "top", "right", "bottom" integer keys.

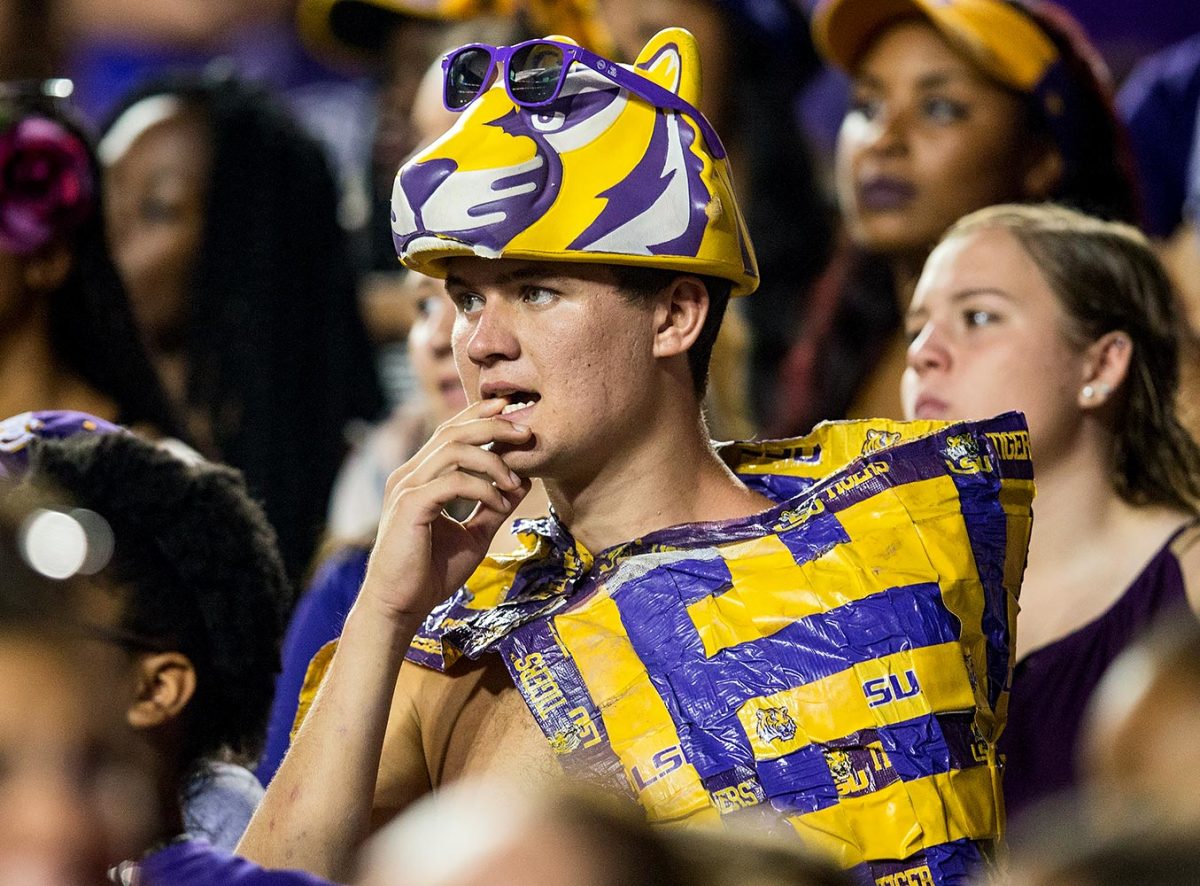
[
  {"left": 126, "top": 652, "right": 197, "bottom": 731},
  {"left": 652, "top": 276, "right": 709, "bottom": 358},
  {"left": 22, "top": 242, "right": 73, "bottom": 293},
  {"left": 1078, "top": 330, "right": 1133, "bottom": 410}
]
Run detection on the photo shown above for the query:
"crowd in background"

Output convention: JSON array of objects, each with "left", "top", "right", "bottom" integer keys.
[{"left": 4, "top": 0, "right": 1200, "bottom": 883}]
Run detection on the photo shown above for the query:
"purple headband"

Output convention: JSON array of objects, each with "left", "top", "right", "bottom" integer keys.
[{"left": 0, "top": 411, "right": 123, "bottom": 482}]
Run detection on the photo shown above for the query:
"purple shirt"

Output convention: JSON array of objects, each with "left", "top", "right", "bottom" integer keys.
[
  {"left": 999, "top": 520, "right": 1200, "bottom": 820},
  {"left": 257, "top": 546, "right": 369, "bottom": 785},
  {"left": 137, "top": 839, "right": 332, "bottom": 886}
]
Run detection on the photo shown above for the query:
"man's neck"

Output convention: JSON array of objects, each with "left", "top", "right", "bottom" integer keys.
[{"left": 546, "top": 413, "right": 772, "bottom": 553}]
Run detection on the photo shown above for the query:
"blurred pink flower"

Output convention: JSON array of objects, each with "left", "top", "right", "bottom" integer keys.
[{"left": 0, "top": 116, "right": 93, "bottom": 254}]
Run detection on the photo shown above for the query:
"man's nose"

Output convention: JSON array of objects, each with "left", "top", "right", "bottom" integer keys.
[{"left": 464, "top": 301, "right": 520, "bottom": 365}]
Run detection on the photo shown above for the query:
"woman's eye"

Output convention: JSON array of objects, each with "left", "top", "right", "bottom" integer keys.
[
  {"left": 964, "top": 309, "right": 996, "bottom": 328},
  {"left": 848, "top": 93, "right": 882, "bottom": 122},
  {"left": 922, "top": 96, "right": 968, "bottom": 123},
  {"left": 140, "top": 196, "right": 179, "bottom": 223},
  {"left": 416, "top": 295, "right": 436, "bottom": 317}
]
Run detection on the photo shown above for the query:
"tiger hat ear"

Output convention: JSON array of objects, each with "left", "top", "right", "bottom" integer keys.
[{"left": 632, "top": 27, "right": 702, "bottom": 107}]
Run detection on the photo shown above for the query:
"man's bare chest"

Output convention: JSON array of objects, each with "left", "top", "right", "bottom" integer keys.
[{"left": 418, "top": 655, "right": 563, "bottom": 789}]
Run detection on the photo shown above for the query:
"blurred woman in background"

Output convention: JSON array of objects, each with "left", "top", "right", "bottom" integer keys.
[
  {"left": 770, "top": 0, "right": 1139, "bottom": 435},
  {"left": 0, "top": 79, "right": 180, "bottom": 437},
  {"left": 100, "top": 72, "right": 384, "bottom": 582}
]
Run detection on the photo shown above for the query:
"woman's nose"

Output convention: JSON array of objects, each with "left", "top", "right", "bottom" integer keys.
[{"left": 906, "top": 322, "right": 949, "bottom": 373}]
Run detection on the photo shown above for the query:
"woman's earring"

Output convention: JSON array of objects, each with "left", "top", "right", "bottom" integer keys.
[
  {"left": 1082, "top": 382, "right": 1111, "bottom": 401},
  {"left": 1082, "top": 384, "right": 1095, "bottom": 400}
]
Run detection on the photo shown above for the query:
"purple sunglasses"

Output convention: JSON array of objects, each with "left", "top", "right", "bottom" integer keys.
[{"left": 441, "top": 39, "right": 727, "bottom": 159}]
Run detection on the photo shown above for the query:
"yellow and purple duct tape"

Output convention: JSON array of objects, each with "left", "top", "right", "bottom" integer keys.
[
  {"left": 391, "top": 27, "right": 759, "bottom": 296},
  {"left": 407, "top": 413, "right": 1034, "bottom": 883}
]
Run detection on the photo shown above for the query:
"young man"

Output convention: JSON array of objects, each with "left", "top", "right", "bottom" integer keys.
[{"left": 242, "top": 28, "right": 1032, "bottom": 885}]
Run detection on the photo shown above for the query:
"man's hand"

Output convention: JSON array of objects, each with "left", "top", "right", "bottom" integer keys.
[
  {"left": 237, "top": 398, "right": 532, "bottom": 880},
  {"left": 362, "top": 397, "right": 533, "bottom": 624}
]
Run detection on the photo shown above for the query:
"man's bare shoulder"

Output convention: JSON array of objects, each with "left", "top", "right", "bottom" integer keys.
[{"left": 376, "top": 654, "right": 562, "bottom": 815}]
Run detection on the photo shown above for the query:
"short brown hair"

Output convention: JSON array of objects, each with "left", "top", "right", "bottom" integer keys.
[
  {"left": 943, "top": 203, "right": 1200, "bottom": 512},
  {"left": 608, "top": 267, "right": 732, "bottom": 398}
]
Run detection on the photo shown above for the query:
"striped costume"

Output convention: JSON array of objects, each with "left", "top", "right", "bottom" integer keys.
[{"left": 407, "top": 414, "right": 1034, "bottom": 884}]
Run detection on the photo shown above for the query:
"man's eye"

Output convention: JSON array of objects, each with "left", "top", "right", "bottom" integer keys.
[
  {"left": 523, "top": 287, "right": 557, "bottom": 305},
  {"left": 455, "top": 293, "right": 484, "bottom": 313}
]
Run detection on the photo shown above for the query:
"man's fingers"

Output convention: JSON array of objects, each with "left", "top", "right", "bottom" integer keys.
[
  {"left": 464, "top": 478, "right": 533, "bottom": 538},
  {"left": 385, "top": 405, "right": 530, "bottom": 496},
  {"left": 408, "top": 440, "right": 523, "bottom": 491},
  {"left": 395, "top": 472, "right": 512, "bottom": 525}
]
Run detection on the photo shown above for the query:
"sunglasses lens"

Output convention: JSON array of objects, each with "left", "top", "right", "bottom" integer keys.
[
  {"left": 446, "top": 47, "right": 493, "bottom": 109},
  {"left": 508, "top": 43, "right": 565, "bottom": 105}
]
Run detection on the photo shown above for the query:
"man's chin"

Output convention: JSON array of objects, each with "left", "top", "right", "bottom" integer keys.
[{"left": 494, "top": 439, "right": 543, "bottom": 475}]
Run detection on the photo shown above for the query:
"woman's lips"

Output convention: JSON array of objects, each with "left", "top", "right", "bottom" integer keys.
[{"left": 858, "top": 177, "right": 917, "bottom": 211}]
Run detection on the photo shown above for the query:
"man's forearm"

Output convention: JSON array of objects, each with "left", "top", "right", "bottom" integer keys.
[{"left": 237, "top": 597, "right": 419, "bottom": 881}]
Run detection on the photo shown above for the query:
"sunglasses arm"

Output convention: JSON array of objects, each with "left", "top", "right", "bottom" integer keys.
[{"left": 570, "top": 46, "right": 728, "bottom": 160}]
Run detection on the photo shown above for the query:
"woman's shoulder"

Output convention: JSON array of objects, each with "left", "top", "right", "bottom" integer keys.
[{"left": 1166, "top": 516, "right": 1200, "bottom": 613}]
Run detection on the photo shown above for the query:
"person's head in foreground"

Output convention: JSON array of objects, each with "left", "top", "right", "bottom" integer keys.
[
  {"left": 812, "top": 0, "right": 1138, "bottom": 270},
  {"left": 1079, "top": 614, "right": 1200, "bottom": 837},
  {"left": 0, "top": 495, "right": 157, "bottom": 886},
  {"left": 902, "top": 203, "right": 1200, "bottom": 512},
  {"left": 994, "top": 797, "right": 1200, "bottom": 886},
  {"left": 357, "top": 780, "right": 851, "bottom": 886},
  {"left": 7, "top": 416, "right": 291, "bottom": 848},
  {"left": 390, "top": 26, "right": 758, "bottom": 487}
]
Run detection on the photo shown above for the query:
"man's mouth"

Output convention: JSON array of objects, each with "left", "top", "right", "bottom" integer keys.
[{"left": 482, "top": 385, "right": 541, "bottom": 418}]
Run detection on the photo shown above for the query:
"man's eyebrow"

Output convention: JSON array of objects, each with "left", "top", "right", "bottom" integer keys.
[{"left": 445, "top": 266, "right": 559, "bottom": 291}]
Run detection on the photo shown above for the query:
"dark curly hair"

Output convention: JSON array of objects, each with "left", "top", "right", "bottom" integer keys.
[
  {"left": 102, "top": 72, "right": 385, "bottom": 582},
  {"left": 23, "top": 431, "right": 292, "bottom": 776}
]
